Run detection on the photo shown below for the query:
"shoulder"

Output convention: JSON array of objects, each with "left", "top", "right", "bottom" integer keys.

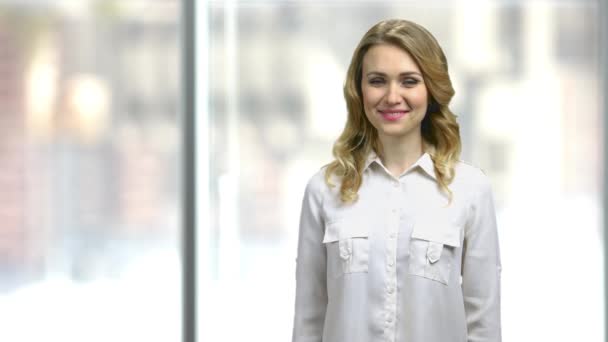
[
  {"left": 303, "top": 165, "right": 331, "bottom": 197},
  {"left": 303, "top": 164, "right": 342, "bottom": 200},
  {"left": 304, "top": 166, "right": 327, "bottom": 191},
  {"left": 454, "top": 159, "right": 493, "bottom": 195}
]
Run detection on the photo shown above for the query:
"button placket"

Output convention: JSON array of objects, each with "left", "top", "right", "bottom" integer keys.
[
  {"left": 383, "top": 179, "right": 408, "bottom": 342},
  {"left": 387, "top": 203, "right": 399, "bottom": 270},
  {"left": 383, "top": 178, "right": 401, "bottom": 341}
]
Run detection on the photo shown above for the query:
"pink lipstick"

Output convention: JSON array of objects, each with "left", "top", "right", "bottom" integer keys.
[{"left": 379, "top": 109, "right": 409, "bottom": 121}]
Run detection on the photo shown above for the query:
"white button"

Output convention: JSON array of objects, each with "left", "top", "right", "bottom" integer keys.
[
  {"left": 388, "top": 287, "right": 394, "bottom": 293},
  {"left": 393, "top": 182, "right": 399, "bottom": 188},
  {"left": 387, "top": 316, "right": 393, "bottom": 323},
  {"left": 391, "top": 209, "right": 397, "bottom": 214},
  {"left": 390, "top": 233, "right": 396, "bottom": 238},
  {"left": 388, "top": 260, "right": 394, "bottom": 266}
]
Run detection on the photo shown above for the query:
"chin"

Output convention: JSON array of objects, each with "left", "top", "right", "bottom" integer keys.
[
  {"left": 378, "top": 127, "right": 420, "bottom": 137},
  {"left": 378, "top": 128, "right": 411, "bottom": 137}
]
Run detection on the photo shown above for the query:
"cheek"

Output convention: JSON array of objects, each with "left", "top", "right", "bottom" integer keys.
[
  {"left": 411, "top": 90, "right": 429, "bottom": 107},
  {"left": 361, "top": 87, "right": 380, "bottom": 107}
]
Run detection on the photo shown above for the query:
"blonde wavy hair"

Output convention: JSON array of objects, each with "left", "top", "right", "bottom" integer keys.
[{"left": 325, "top": 19, "right": 462, "bottom": 205}]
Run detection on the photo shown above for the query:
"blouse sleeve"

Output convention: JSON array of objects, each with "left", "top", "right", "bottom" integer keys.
[
  {"left": 461, "top": 173, "right": 503, "bottom": 342},
  {"left": 291, "top": 175, "right": 328, "bottom": 342}
]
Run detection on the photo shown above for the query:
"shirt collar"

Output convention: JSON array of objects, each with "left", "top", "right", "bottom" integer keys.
[{"left": 364, "top": 147, "right": 437, "bottom": 181}]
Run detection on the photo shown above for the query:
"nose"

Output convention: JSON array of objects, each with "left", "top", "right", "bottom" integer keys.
[{"left": 385, "top": 82, "right": 402, "bottom": 105}]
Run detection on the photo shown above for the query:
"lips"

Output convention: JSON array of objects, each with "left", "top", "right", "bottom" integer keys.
[{"left": 379, "top": 109, "right": 409, "bottom": 121}]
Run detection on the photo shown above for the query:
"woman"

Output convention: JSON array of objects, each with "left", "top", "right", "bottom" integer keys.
[{"left": 292, "top": 19, "right": 502, "bottom": 342}]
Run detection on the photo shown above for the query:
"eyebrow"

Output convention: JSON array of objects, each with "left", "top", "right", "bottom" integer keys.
[{"left": 365, "top": 71, "right": 422, "bottom": 77}]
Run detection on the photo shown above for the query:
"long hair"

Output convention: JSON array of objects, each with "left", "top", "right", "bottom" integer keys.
[{"left": 325, "top": 19, "right": 461, "bottom": 204}]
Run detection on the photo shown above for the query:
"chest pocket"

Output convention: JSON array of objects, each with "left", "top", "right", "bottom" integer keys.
[
  {"left": 408, "top": 221, "right": 462, "bottom": 285},
  {"left": 322, "top": 218, "right": 370, "bottom": 278}
]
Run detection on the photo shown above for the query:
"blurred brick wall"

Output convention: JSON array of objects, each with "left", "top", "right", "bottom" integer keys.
[{"left": 0, "top": 24, "right": 26, "bottom": 268}]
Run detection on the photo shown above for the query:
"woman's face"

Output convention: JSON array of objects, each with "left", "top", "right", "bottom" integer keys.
[{"left": 360, "top": 43, "right": 429, "bottom": 141}]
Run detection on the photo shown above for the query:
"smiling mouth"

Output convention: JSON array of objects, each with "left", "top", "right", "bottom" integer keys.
[{"left": 379, "top": 110, "right": 409, "bottom": 121}]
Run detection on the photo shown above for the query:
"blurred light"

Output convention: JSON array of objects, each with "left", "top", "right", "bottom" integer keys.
[
  {"left": 306, "top": 51, "right": 346, "bottom": 141},
  {"left": 66, "top": 74, "right": 110, "bottom": 142},
  {"left": 26, "top": 49, "right": 58, "bottom": 138},
  {"left": 454, "top": 0, "right": 505, "bottom": 72}
]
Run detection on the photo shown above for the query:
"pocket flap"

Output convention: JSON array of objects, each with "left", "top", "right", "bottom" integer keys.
[
  {"left": 411, "top": 219, "right": 461, "bottom": 248},
  {"left": 426, "top": 241, "right": 443, "bottom": 263},
  {"left": 323, "top": 219, "right": 369, "bottom": 243}
]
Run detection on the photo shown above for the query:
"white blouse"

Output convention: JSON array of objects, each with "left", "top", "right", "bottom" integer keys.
[{"left": 291, "top": 150, "right": 502, "bottom": 342}]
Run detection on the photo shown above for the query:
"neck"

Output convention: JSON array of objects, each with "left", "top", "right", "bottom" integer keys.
[{"left": 377, "top": 133, "right": 425, "bottom": 178}]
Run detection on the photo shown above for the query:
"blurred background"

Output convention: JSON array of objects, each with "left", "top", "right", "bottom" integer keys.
[
  {"left": 0, "top": 0, "right": 604, "bottom": 342},
  {"left": 0, "top": 1, "right": 181, "bottom": 341}
]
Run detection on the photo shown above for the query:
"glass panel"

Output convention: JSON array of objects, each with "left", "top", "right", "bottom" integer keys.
[
  {"left": 198, "top": 1, "right": 604, "bottom": 341},
  {"left": 0, "top": 2, "right": 182, "bottom": 341}
]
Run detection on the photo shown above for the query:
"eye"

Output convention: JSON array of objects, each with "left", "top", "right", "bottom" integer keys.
[
  {"left": 402, "top": 78, "right": 420, "bottom": 86},
  {"left": 368, "top": 77, "right": 385, "bottom": 86}
]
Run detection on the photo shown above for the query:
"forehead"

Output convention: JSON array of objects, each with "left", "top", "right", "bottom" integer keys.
[{"left": 361, "top": 43, "right": 421, "bottom": 74}]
